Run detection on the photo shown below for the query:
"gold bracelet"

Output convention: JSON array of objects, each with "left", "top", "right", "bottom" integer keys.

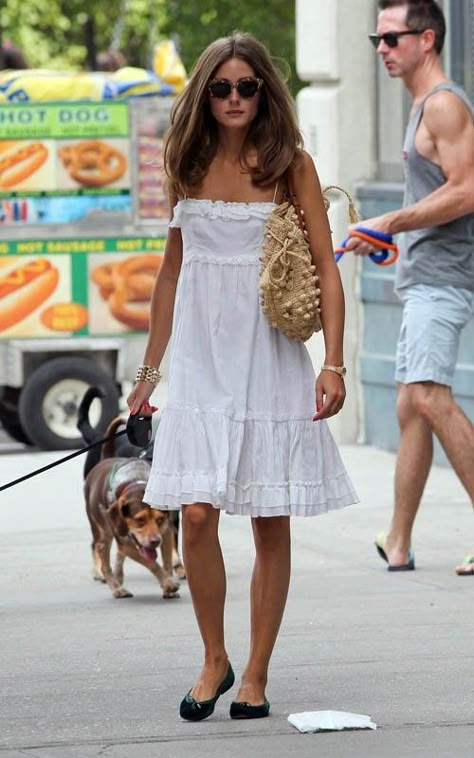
[
  {"left": 135, "top": 365, "right": 161, "bottom": 385},
  {"left": 321, "top": 364, "right": 346, "bottom": 378}
]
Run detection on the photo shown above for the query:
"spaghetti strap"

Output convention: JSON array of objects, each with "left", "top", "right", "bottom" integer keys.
[{"left": 272, "top": 181, "right": 279, "bottom": 203}]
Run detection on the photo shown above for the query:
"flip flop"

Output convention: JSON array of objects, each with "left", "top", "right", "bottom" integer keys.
[
  {"left": 375, "top": 531, "right": 415, "bottom": 571},
  {"left": 455, "top": 555, "right": 474, "bottom": 576}
]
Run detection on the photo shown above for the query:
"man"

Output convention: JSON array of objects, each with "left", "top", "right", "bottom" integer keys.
[
  {"left": 347, "top": 0, "right": 474, "bottom": 573},
  {"left": 96, "top": 49, "right": 127, "bottom": 72},
  {"left": 0, "top": 40, "right": 29, "bottom": 69}
]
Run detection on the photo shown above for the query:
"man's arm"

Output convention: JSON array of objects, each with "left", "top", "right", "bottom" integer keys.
[{"left": 348, "top": 91, "right": 474, "bottom": 252}]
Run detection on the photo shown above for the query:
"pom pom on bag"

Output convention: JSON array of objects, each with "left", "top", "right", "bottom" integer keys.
[{"left": 259, "top": 174, "right": 359, "bottom": 342}]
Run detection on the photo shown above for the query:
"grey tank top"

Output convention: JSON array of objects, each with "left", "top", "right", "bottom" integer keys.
[{"left": 395, "top": 81, "right": 474, "bottom": 293}]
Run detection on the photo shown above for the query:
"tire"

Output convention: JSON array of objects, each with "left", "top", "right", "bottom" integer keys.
[
  {"left": 18, "top": 357, "right": 120, "bottom": 450},
  {"left": 0, "top": 388, "right": 32, "bottom": 445}
]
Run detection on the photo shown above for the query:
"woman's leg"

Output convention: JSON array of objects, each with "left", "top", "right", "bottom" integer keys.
[
  {"left": 236, "top": 515, "right": 291, "bottom": 704},
  {"left": 182, "top": 502, "right": 230, "bottom": 700}
]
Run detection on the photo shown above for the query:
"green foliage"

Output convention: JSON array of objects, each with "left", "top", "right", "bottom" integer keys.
[
  {"left": 0, "top": 0, "right": 301, "bottom": 92},
  {"left": 163, "top": 0, "right": 304, "bottom": 94},
  {"left": 0, "top": 0, "right": 167, "bottom": 70}
]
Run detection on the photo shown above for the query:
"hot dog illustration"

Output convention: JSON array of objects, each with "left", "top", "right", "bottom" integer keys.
[
  {"left": 0, "top": 258, "right": 59, "bottom": 331},
  {"left": 0, "top": 142, "right": 49, "bottom": 189}
]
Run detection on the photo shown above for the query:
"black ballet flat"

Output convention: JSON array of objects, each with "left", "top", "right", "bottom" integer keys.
[
  {"left": 229, "top": 697, "right": 270, "bottom": 719},
  {"left": 179, "top": 663, "right": 235, "bottom": 721}
]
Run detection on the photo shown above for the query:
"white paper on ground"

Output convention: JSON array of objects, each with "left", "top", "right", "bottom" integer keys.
[{"left": 288, "top": 710, "right": 377, "bottom": 733}]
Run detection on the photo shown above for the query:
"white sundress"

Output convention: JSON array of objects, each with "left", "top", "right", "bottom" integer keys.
[{"left": 144, "top": 198, "right": 358, "bottom": 517}]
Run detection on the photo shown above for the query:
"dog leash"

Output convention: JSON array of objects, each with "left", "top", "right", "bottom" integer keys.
[
  {"left": 335, "top": 226, "right": 399, "bottom": 266},
  {"left": 0, "top": 429, "right": 128, "bottom": 493},
  {"left": 0, "top": 412, "right": 152, "bottom": 493}
]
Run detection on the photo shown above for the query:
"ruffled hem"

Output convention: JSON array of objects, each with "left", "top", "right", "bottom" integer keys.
[
  {"left": 169, "top": 198, "right": 276, "bottom": 227},
  {"left": 144, "top": 406, "right": 359, "bottom": 517},
  {"left": 144, "top": 473, "right": 358, "bottom": 518}
]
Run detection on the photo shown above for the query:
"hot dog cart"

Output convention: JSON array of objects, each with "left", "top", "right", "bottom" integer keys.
[{"left": 0, "top": 73, "right": 175, "bottom": 450}]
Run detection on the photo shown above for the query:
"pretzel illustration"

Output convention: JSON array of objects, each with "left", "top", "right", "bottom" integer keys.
[
  {"left": 115, "top": 254, "right": 162, "bottom": 282},
  {"left": 91, "top": 262, "right": 116, "bottom": 299},
  {"left": 0, "top": 142, "right": 48, "bottom": 189},
  {"left": 91, "top": 264, "right": 155, "bottom": 301},
  {"left": 108, "top": 285, "right": 152, "bottom": 331},
  {"left": 91, "top": 255, "right": 162, "bottom": 330},
  {"left": 59, "top": 140, "right": 127, "bottom": 187}
]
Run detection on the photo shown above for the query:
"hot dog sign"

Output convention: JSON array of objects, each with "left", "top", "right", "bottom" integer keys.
[
  {"left": 0, "top": 102, "right": 131, "bottom": 224},
  {"left": 0, "top": 101, "right": 169, "bottom": 339},
  {"left": 0, "top": 237, "right": 165, "bottom": 339}
]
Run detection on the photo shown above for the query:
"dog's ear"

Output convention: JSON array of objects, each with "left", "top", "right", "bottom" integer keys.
[
  {"left": 119, "top": 503, "right": 131, "bottom": 519},
  {"left": 106, "top": 502, "right": 129, "bottom": 537}
]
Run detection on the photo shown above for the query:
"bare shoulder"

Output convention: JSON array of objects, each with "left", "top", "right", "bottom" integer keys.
[
  {"left": 292, "top": 149, "right": 320, "bottom": 190},
  {"left": 168, "top": 191, "right": 180, "bottom": 219},
  {"left": 295, "top": 149, "right": 317, "bottom": 175},
  {"left": 424, "top": 89, "right": 473, "bottom": 133}
]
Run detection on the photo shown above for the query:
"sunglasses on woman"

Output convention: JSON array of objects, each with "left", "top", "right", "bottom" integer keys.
[
  {"left": 208, "top": 77, "right": 264, "bottom": 99},
  {"left": 368, "top": 30, "right": 424, "bottom": 49}
]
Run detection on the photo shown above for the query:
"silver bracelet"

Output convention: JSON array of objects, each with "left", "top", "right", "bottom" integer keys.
[{"left": 135, "top": 365, "right": 161, "bottom": 385}]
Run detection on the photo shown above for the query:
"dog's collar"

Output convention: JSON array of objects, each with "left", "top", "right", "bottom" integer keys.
[
  {"left": 107, "top": 462, "right": 122, "bottom": 503},
  {"left": 106, "top": 459, "right": 150, "bottom": 504}
]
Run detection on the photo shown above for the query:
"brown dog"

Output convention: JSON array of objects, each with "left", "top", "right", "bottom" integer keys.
[
  {"left": 78, "top": 388, "right": 185, "bottom": 580},
  {"left": 84, "top": 418, "right": 180, "bottom": 600}
]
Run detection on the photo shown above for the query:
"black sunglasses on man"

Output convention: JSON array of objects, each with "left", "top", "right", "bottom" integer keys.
[{"left": 369, "top": 30, "right": 424, "bottom": 49}]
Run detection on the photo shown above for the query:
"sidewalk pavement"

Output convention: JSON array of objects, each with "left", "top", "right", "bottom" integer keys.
[{"left": 1, "top": 442, "right": 473, "bottom": 757}]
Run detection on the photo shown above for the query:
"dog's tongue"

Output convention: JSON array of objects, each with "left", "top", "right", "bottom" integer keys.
[{"left": 139, "top": 546, "right": 157, "bottom": 562}]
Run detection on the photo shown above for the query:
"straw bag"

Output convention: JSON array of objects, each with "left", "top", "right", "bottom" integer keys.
[{"left": 259, "top": 172, "right": 359, "bottom": 342}]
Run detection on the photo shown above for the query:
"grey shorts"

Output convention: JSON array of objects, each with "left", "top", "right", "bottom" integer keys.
[{"left": 395, "top": 284, "right": 473, "bottom": 386}]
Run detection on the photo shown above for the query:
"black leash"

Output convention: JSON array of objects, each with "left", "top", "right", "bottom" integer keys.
[
  {"left": 0, "top": 411, "right": 153, "bottom": 493},
  {"left": 0, "top": 429, "right": 128, "bottom": 493},
  {"left": 0, "top": 429, "right": 127, "bottom": 492}
]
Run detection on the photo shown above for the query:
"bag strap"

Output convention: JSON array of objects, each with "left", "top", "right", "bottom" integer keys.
[
  {"left": 286, "top": 164, "right": 360, "bottom": 226},
  {"left": 324, "top": 185, "right": 360, "bottom": 224},
  {"left": 286, "top": 165, "right": 307, "bottom": 236}
]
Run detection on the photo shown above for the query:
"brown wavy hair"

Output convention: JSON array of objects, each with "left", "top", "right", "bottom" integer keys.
[{"left": 164, "top": 32, "right": 303, "bottom": 197}]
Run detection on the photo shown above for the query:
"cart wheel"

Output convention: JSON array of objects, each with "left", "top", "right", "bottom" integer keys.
[
  {"left": 0, "top": 388, "right": 32, "bottom": 445},
  {"left": 18, "top": 357, "right": 120, "bottom": 450}
]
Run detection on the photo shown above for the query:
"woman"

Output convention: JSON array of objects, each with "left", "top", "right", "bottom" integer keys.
[{"left": 128, "top": 31, "right": 358, "bottom": 721}]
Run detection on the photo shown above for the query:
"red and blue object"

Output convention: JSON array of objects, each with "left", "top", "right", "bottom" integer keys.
[{"left": 335, "top": 226, "right": 399, "bottom": 266}]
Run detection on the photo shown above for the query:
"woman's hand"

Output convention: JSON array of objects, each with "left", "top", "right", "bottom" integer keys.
[
  {"left": 127, "top": 381, "right": 158, "bottom": 415},
  {"left": 312, "top": 371, "right": 346, "bottom": 421}
]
